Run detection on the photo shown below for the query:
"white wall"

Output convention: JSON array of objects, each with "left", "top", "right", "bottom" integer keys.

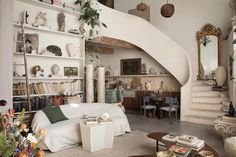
[
  {"left": 100, "top": 48, "right": 167, "bottom": 76},
  {"left": 114, "top": 0, "right": 233, "bottom": 80},
  {"left": 0, "top": 0, "right": 13, "bottom": 112}
]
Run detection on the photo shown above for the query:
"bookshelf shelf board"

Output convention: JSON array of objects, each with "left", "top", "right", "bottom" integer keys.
[
  {"left": 14, "top": 53, "right": 84, "bottom": 61},
  {"left": 14, "top": 110, "right": 37, "bottom": 115},
  {"left": 106, "top": 74, "right": 171, "bottom": 78},
  {"left": 13, "top": 77, "right": 84, "bottom": 80},
  {"left": 13, "top": 23, "right": 84, "bottom": 38},
  {"left": 17, "top": 0, "right": 82, "bottom": 16},
  {"left": 13, "top": 91, "right": 83, "bottom": 98}
]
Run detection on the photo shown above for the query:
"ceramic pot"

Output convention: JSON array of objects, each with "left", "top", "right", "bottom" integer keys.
[
  {"left": 161, "top": 3, "right": 175, "bottom": 18},
  {"left": 51, "top": 64, "right": 60, "bottom": 75},
  {"left": 136, "top": 2, "right": 148, "bottom": 11},
  {"left": 215, "top": 66, "right": 226, "bottom": 86}
]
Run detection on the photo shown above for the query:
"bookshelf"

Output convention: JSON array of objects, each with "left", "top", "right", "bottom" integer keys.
[{"left": 13, "top": 0, "right": 85, "bottom": 114}]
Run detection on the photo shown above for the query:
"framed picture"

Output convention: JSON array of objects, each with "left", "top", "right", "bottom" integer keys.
[
  {"left": 121, "top": 58, "right": 141, "bottom": 75},
  {"left": 16, "top": 32, "right": 38, "bottom": 54},
  {"left": 64, "top": 67, "right": 78, "bottom": 77},
  {"left": 98, "top": 0, "right": 114, "bottom": 8}
]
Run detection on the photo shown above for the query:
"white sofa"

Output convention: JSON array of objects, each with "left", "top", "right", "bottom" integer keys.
[
  {"left": 31, "top": 103, "right": 131, "bottom": 152},
  {"left": 225, "top": 137, "right": 236, "bottom": 157}
]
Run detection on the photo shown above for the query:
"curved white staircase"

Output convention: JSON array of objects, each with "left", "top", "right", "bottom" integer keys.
[{"left": 89, "top": 1, "right": 192, "bottom": 121}]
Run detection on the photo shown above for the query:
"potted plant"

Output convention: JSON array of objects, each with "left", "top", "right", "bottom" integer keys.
[{"left": 75, "top": 0, "right": 107, "bottom": 38}]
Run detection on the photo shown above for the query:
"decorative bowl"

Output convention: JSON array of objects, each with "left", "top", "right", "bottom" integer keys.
[
  {"left": 156, "top": 151, "right": 176, "bottom": 157},
  {"left": 198, "top": 151, "right": 214, "bottom": 157}
]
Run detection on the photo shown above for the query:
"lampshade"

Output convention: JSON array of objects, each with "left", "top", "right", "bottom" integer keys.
[
  {"left": 161, "top": 2, "right": 175, "bottom": 18},
  {"left": 136, "top": 2, "right": 148, "bottom": 11}
]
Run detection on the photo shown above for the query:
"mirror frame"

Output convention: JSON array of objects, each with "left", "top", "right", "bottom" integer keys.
[{"left": 196, "top": 23, "right": 222, "bottom": 80}]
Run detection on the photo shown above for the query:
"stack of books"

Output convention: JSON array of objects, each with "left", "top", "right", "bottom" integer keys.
[
  {"left": 177, "top": 135, "right": 205, "bottom": 151},
  {"left": 98, "top": 118, "right": 112, "bottom": 124},
  {"left": 84, "top": 116, "right": 98, "bottom": 125},
  {"left": 169, "top": 145, "right": 191, "bottom": 157},
  {"left": 162, "top": 133, "right": 179, "bottom": 142}
]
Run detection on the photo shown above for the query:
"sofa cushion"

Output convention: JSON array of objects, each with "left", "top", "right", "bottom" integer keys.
[
  {"left": 224, "top": 137, "right": 236, "bottom": 157},
  {"left": 43, "top": 106, "right": 68, "bottom": 124}
]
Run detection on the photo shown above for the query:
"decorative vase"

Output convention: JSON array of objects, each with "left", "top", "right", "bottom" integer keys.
[
  {"left": 229, "top": 102, "right": 235, "bottom": 117},
  {"left": 215, "top": 66, "right": 226, "bottom": 86},
  {"left": 51, "top": 64, "right": 60, "bottom": 76}
]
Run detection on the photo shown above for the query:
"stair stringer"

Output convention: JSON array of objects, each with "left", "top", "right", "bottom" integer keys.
[{"left": 93, "top": 1, "right": 193, "bottom": 120}]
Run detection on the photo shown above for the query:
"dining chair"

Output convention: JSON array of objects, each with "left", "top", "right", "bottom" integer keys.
[
  {"left": 140, "top": 96, "right": 156, "bottom": 118},
  {"left": 160, "top": 97, "right": 179, "bottom": 119}
]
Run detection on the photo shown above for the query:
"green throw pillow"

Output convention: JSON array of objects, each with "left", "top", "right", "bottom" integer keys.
[{"left": 42, "top": 106, "right": 68, "bottom": 124}]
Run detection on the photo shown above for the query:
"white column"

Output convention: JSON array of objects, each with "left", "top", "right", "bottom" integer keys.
[
  {"left": 0, "top": 0, "right": 13, "bottom": 112},
  {"left": 86, "top": 64, "right": 94, "bottom": 103},
  {"left": 97, "top": 67, "right": 105, "bottom": 103}
]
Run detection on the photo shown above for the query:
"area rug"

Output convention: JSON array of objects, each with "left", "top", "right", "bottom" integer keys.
[{"left": 45, "top": 130, "right": 164, "bottom": 157}]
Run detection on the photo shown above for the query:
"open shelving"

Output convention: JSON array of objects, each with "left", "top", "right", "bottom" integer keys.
[
  {"left": 17, "top": 0, "right": 82, "bottom": 16},
  {"left": 13, "top": 76, "right": 84, "bottom": 81}
]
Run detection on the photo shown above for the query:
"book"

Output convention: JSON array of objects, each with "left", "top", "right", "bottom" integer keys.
[
  {"left": 99, "top": 118, "right": 112, "bottom": 123},
  {"left": 85, "top": 118, "right": 98, "bottom": 125},
  {"left": 178, "top": 134, "right": 198, "bottom": 143},
  {"left": 162, "top": 133, "right": 179, "bottom": 142},
  {"left": 169, "top": 145, "right": 191, "bottom": 157},
  {"left": 177, "top": 139, "right": 205, "bottom": 149},
  {"left": 177, "top": 143, "right": 205, "bottom": 151}
]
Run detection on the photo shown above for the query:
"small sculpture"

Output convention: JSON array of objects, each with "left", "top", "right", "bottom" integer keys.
[
  {"left": 46, "top": 45, "right": 62, "bottom": 56},
  {"left": 66, "top": 43, "right": 80, "bottom": 57},
  {"left": 32, "top": 65, "right": 41, "bottom": 77},
  {"left": 145, "top": 80, "right": 152, "bottom": 90},
  {"left": 32, "top": 12, "right": 50, "bottom": 28},
  {"left": 51, "top": 64, "right": 60, "bottom": 76},
  {"left": 229, "top": 102, "right": 235, "bottom": 117},
  {"left": 58, "top": 12, "right": 65, "bottom": 32}
]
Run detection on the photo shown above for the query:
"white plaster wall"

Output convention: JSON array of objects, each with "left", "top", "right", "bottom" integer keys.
[
  {"left": 100, "top": 48, "right": 167, "bottom": 76},
  {"left": 0, "top": 0, "right": 13, "bottom": 111},
  {"left": 114, "top": 0, "right": 233, "bottom": 80}
]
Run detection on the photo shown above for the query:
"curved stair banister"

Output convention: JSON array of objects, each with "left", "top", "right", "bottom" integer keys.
[{"left": 90, "top": 1, "right": 192, "bottom": 120}]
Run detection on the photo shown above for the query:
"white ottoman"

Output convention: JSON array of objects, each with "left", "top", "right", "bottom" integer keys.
[
  {"left": 80, "top": 121, "right": 114, "bottom": 152},
  {"left": 225, "top": 137, "right": 236, "bottom": 157}
]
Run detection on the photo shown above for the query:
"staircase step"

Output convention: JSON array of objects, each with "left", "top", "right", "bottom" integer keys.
[
  {"left": 184, "top": 115, "right": 217, "bottom": 125},
  {"left": 189, "top": 109, "right": 225, "bottom": 118},
  {"left": 192, "top": 96, "right": 229, "bottom": 104},
  {"left": 191, "top": 103, "right": 222, "bottom": 111},
  {"left": 192, "top": 81, "right": 204, "bottom": 86},
  {"left": 192, "top": 86, "right": 212, "bottom": 92},
  {"left": 192, "top": 91, "right": 226, "bottom": 97}
]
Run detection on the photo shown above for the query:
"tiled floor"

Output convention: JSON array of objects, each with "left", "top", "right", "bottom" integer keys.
[{"left": 126, "top": 112, "right": 225, "bottom": 157}]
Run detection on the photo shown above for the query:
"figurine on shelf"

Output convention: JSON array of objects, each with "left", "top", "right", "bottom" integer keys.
[
  {"left": 57, "top": 12, "right": 65, "bottom": 32},
  {"left": 32, "top": 65, "right": 41, "bottom": 77},
  {"left": 32, "top": 12, "right": 50, "bottom": 29}
]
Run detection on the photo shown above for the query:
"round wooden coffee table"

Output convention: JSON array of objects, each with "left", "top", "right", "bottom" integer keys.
[{"left": 128, "top": 132, "right": 219, "bottom": 157}]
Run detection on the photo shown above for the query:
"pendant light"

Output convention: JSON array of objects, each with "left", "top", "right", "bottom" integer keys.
[
  {"left": 136, "top": 0, "right": 148, "bottom": 11},
  {"left": 161, "top": 0, "right": 175, "bottom": 18}
]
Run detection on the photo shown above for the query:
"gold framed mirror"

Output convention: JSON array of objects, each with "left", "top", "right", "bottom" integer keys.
[{"left": 196, "top": 23, "right": 222, "bottom": 80}]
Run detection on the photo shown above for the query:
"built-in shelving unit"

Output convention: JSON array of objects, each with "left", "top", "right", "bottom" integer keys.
[
  {"left": 17, "top": 0, "right": 82, "bottom": 16},
  {"left": 14, "top": 52, "right": 84, "bottom": 61},
  {"left": 14, "top": 23, "right": 83, "bottom": 38},
  {"left": 13, "top": 0, "right": 85, "bottom": 115}
]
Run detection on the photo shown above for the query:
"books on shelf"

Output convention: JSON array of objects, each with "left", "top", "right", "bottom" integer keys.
[
  {"left": 13, "top": 80, "right": 82, "bottom": 96},
  {"left": 162, "top": 133, "right": 179, "bottom": 142},
  {"left": 169, "top": 145, "right": 191, "bottom": 157}
]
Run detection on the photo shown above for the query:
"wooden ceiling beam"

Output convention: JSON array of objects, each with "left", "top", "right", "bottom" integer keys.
[
  {"left": 86, "top": 45, "right": 114, "bottom": 54},
  {"left": 86, "top": 36, "right": 142, "bottom": 51}
]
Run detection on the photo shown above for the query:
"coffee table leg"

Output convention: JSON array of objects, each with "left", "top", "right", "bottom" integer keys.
[{"left": 156, "top": 140, "right": 159, "bottom": 152}]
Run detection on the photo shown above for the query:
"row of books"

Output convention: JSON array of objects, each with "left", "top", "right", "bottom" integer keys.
[
  {"left": 13, "top": 80, "right": 82, "bottom": 96},
  {"left": 13, "top": 96, "right": 65, "bottom": 112},
  {"left": 162, "top": 133, "right": 205, "bottom": 152}
]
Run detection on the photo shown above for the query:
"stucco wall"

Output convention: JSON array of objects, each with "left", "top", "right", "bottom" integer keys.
[{"left": 114, "top": 0, "right": 233, "bottom": 80}]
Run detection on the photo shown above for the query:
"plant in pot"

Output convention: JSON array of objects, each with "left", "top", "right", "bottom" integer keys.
[{"left": 75, "top": 0, "right": 107, "bottom": 39}]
